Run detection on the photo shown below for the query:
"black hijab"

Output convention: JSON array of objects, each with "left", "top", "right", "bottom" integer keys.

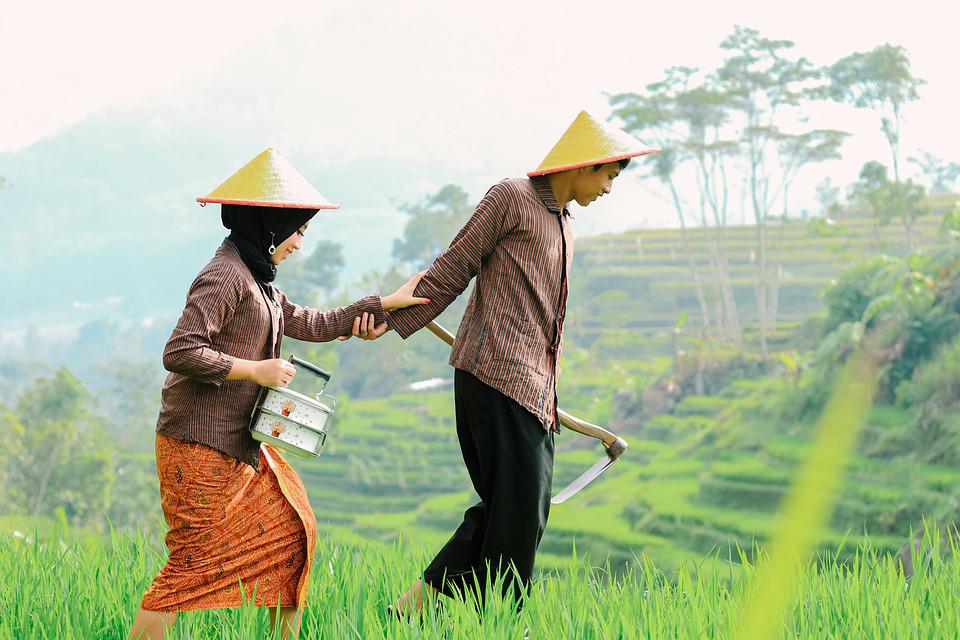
[{"left": 221, "top": 204, "right": 317, "bottom": 299}]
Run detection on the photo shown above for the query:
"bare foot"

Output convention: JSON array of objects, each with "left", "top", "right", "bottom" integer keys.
[
  {"left": 390, "top": 578, "right": 438, "bottom": 616},
  {"left": 128, "top": 608, "right": 177, "bottom": 640}
]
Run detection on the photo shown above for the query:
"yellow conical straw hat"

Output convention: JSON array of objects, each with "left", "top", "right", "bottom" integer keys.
[
  {"left": 197, "top": 148, "right": 340, "bottom": 209},
  {"left": 528, "top": 111, "right": 660, "bottom": 177}
]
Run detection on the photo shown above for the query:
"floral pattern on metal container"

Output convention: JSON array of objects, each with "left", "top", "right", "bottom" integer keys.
[
  {"left": 251, "top": 412, "right": 325, "bottom": 457},
  {"left": 250, "top": 386, "right": 335, "bottom": 458},
  {"left": 259, "top": 387, "right": 333, "bottom": 431}
]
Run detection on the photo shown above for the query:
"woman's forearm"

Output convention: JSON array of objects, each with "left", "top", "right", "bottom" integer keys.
[
  {"left": 225, "top": 358, "right": 295, "bottom": 388},
  {"left": 225, "top": 358, "right": 257, "bottom": 382},
  {"left": 280, "top": 293, "right": 385, "bottom": 343}
]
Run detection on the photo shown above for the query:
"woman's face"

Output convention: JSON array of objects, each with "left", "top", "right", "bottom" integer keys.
[{"left": 270, "top": 222, "right": 309, "bottom": 265}]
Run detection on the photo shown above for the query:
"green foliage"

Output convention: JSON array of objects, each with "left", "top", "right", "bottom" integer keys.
[
  {"left": 777, "top": 364, "right": 840, "bottom": 422},
  {"left": 4, "top": 195, "right": 957, "bottom": 581},
  {"left": 612, "top": 25, "right": 852, "bottom": 357},
  {"left": 766, "top": 236, "right": 960, "bottom": 479},
  {"left": 276, "top": 240, "right": 346, "bottom": 306},
  {"left": 673, "top": 395, "right": 729, "bottom": 417},
  {"left": 830, "top": 489, "right": 947, "bottom": 534},
  {"left": 672, "top": 349, "right": 765, "bottom": 397},
  {"left": 105, "top": 451, "right": 162, "bottom": 532},
  {"left": 848, "top": 161, "right": 930, "bottom": 248},
  {"left": 909, "top": 151, "right": 960, "bottom": 194},
  {"left": 828, "top": 44, "right": 923, "bottom": 111},
  {"left": 848, "top": 161, "right": 896, "bottom": 230},
  {"left": 0, "top": 408, "right": 26, "bottom": 513},
  {"left": 895, "top": 336, "right": 960, "bottom": 408},
  {"left": 392, "top": 184, "right": 472, "bottom": 269},
  {"left": 3, "top": 110, "right": 957, "bottom": 602},
  {"left": 5, "top": 368, "right": 114, "bottom": 528},
  {"left": 696, "top": 476, "right": 786, "bottom": 512},
  {"left": 814, "top": 248, "right": 959, "bottom": 399},
  {"left": 828, "top": 44, "right": 924, "bottom": 179},
  {"left": 814, "top": 177, "right": 841, "bottom": 218},
  {"left": 884, "top": 335, "right": 960, "bottom": 465},
  {"left": 303, "top": 240, "right": 346, "bottom": 292},
  {"left": 941, "top": 200, "right": 960, "bottom": 239},
  {"left": 93, "top": 356, "right": 165, "bottom": 449},
  {"left": 0, "top": 356, "right": 52, "bottom": 405}
]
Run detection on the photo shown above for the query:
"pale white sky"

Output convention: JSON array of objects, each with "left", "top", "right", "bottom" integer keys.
[{"left": 1, "top": 0, "right": 957, "bottom": 232}]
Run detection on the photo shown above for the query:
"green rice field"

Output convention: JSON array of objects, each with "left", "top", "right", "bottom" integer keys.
[{"left": 3, "top": 526, "right": 959, "bottom": 639}]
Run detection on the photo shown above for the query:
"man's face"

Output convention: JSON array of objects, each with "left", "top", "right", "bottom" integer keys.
[{"left": 570, "top": 161, "right": 623, "bottom": 207}]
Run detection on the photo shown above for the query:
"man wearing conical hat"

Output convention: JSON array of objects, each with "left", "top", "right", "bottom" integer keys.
[
  {"left": 128, "top": 149, "right": 429, "bottom": 640},
  {"left": 384, "top": 112, "right": 660, "bottom": 613}
]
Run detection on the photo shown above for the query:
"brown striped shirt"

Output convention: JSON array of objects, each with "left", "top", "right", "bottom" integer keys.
[
  {"left": 388, "top": 176, "right": 572, "bottom": 430},
  {"left": 156, "top": 238, "right": 385, "bottom": 468}
]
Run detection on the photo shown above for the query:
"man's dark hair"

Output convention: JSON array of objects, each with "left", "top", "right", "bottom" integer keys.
[{"left": 592, "top": 158, "right": 631, "bottom": 172}]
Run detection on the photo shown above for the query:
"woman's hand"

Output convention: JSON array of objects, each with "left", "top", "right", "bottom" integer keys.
[
  {"left": 380, "top": 271, "right": 431, "bottom": 311},
  {"left": 338, "top": 312, "right": 389, "bottom": 341},
  {"left": 251, "top": 358, "right": 296, "bottom": 387}
]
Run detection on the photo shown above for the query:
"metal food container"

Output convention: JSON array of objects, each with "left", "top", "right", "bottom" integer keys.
[{"left": 249, "top": 356, "right": 336, "bottom": 459}]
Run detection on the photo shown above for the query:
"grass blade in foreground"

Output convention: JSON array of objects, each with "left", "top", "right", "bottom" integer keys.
[{"left": 733, "top": 348, "right": 879, "bottom": 640}]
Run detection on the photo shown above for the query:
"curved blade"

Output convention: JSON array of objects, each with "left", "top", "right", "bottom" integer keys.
[{"left": 551, "top": 455, "right": 617, "bottom": 504}]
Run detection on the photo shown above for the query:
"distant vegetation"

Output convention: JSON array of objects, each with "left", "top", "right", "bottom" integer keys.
[
  {"left": 3, "top": 197, "right": 959, "bottom": 574},
  {"left": 2, "top": 28, "right": 960, "bottom": 638}
]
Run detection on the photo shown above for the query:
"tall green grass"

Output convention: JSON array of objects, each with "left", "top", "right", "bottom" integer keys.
[
  {"left": 3, "top": 525, "right": 959, "bottom": 639},
  {"left": 734, "top": 349, "right": 878, "bottom": 639}
]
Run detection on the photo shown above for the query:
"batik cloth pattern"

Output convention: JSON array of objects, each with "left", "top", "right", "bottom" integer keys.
[{"left": 140, "top": 434, "right": 317, "bottom": 612}]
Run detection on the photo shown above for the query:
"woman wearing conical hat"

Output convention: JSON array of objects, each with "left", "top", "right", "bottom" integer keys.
[
  {"left": 128, "top": 149, "right": 429, "bottom": 640},
  {"left": 383, "top": 112, "right": 659, "bottom": 613}
]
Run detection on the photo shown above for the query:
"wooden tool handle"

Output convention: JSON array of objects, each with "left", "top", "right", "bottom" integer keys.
[
  {"left": 557, "top": 409, "right": 627, "bottom": 456},
  {"left": 426, "top": 321, "right": 456, "bottom": 346},
  {"left": 425, "top": 321, "right": 627, "bottom": 458}
]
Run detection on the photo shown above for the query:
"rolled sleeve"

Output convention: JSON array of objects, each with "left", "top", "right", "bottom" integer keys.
[
  {"left": 279, "top": 291, "right": 386, "bottom": 342},
  {"left": 389, "top": 181, "right": 513, "bottom": 338},
  {"left": 162, "top": 268, "right": 241, "bottom": 386}
]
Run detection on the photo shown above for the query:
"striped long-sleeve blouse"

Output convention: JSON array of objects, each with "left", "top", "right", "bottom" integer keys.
[
  {"left": 156, "top": 238, "right": 385, "bottom": 468},
  {"left": 388, "top": 176, "right": 573, "bottom": 431}
]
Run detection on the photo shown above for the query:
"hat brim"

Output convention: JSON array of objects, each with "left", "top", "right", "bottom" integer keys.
[
  {"left": 526, "top": 147, "right": 662, "bottom": 177},
  {"left": 197, "top": 197, "right": 341, "bottom": 209}
]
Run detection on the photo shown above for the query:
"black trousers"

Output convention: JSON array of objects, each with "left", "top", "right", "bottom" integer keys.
[{"left": 423, "top": 369, "right": 555, "bottom": 604}]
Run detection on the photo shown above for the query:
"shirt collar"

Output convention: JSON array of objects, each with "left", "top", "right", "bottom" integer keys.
[{"left": 530, "top": 175, "right": 571, "bottom": 217}]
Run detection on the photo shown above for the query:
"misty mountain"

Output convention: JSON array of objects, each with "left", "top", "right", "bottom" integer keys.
[{"left": 0, "top": 104, "right": 468, "bottom": 331}]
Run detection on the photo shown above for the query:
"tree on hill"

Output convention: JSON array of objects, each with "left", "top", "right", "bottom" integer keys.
[
  {"left": 392, "top": 184, "right": 472, "bottom": 269},
  {"left": 829, "top": 44, "right": 924, "bottom": 185},
  {"left": 276, "top": 240, "right": 346, "bottom": 307},
  {"left": 908, "top": 151, "right": 960, "bottom": 196},
  {"left": 815, "top": 178, "right": 841, "bottom": 220},
  {"left": 0, "top": 407, "right": 26, "bottom": 515},
  {"left": 804, "top": 222, "right": 959, "bottom": 415},
  {"left": 849, "top": 161, "right": 896, "bottom": 248},
  {"left": 830, "top": 44, "right": 925, "bottom": 252},
  {"left": 611, "top": 65, "right": 742, "bottom": 346},
  {"left": 612, "top": 26, "right": 847, "bottom": 359},
  {"left": 6, "top": 368, "right": 114, "bottom": 528},
  {"left": 848, "top": 160, "right": 929, "bottom": 252},
  {"left": 941, "top": 201, "right": 960, "bottom": 241},
  {"left": 717, "top": 25, "right": 846, "bottom": 360}
]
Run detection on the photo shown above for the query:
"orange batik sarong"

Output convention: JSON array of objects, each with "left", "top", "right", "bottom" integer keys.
[{"left": 140, "top": 434, "right": 317, "bottom": 612}]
